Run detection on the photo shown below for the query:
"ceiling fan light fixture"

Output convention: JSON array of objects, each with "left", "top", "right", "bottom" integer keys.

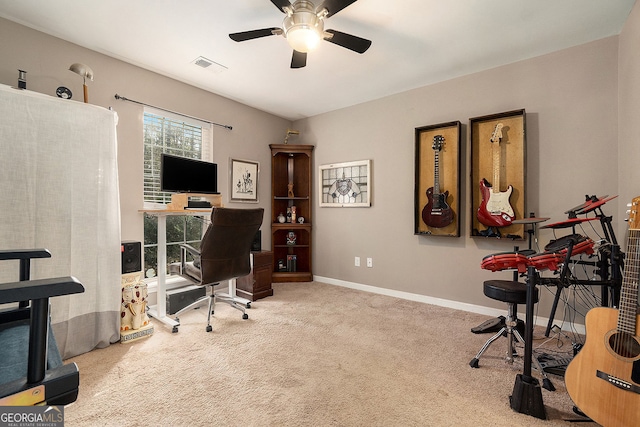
[
  {"left": 286, "top": 26, "right": 321, "bottom": 52},
  {"left": 228, "top": 0, "right": 370, "bottom": 68},
  {"left": 283, "top": 0, "right": 324, "bottom": 53}
]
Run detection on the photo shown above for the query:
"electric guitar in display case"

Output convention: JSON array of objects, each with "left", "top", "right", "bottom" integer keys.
[
  {"left": 564, "top": 195, "right": 640, "bottom": 427},
  {"left": 422, "top": 135, "right": 454, "bottom": 228},
  {"left": 477, "top": 123, "right": 515, "bottom": 227}
]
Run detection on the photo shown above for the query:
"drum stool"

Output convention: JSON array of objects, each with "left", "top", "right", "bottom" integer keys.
[{"left": 470, "top": 280, "right": 541, "bottom": 369}]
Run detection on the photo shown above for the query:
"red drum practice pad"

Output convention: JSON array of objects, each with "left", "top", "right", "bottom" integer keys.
[
  {"left": 481, "top": 251, "right": 531, "bottom": 273},
  {"left": 527, "top": 252, "right": 564, "bottom": 271}
]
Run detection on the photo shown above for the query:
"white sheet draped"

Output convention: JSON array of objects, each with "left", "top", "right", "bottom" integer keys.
[{"left": 0, "top": 84, "right": 121, "bottom": 358}]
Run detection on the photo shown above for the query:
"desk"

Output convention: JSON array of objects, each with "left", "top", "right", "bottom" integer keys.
[{"left": 140, "top": 208, "right": 211, "bottom": 332}]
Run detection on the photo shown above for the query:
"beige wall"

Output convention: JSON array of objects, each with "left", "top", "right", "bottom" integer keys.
[
  {"left": 3, "top": 6, "right": 639, "bottom": 323},
  {"left": 0, "top": 17, "right": 290, "bottom": 250},
  {"left": 294, "top": 35, "right": 623, "bottom": 318},
  {"left": 619, "top": 0, "right": 640, "bottom": 239}
]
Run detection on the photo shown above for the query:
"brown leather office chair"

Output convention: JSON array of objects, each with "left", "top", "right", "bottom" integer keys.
[
  {"left": 0, "top": 249, "right": 84, "bottom": 406},
  {"left": 171, "top": 207, "right": 264, "bottom": 332}
]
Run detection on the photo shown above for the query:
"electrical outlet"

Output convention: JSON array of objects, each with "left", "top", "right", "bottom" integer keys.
[
  {"left": 355, "top": 256, "right": 360, "bottom": 267},
  {"left": 366, "top": 257, "right": 373, "bottom": 268}
]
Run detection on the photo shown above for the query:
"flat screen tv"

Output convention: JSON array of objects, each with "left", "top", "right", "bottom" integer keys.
[{"left": 160, "top": 154, "right": 218, "bottom": 194}]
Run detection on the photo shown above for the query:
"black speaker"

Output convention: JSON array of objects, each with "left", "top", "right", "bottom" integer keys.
[
  {"left": 121, "top": 241, "right": 142, "bottom": 274},
  {"left": 251, "top": 230, "right": 261, "bottom": 252}
]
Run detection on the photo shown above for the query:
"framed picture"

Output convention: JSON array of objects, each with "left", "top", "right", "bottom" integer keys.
[
  {"left": 229, "top": 158, "right": 259, "bottom": 203},
  {"left": 470, "top": 109, "right": 526, "bottom": 239},
  {"left": 319, "top": 159, "right": 371, "bottom": 207},
  {"left": 414, "top": 121, "right": 461, "bottom": 237}
]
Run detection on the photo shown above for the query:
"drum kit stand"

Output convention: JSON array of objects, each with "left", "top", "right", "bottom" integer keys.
[
  {"left": 475, "top": 194, "right": 624, "bottom": 420},
  {"left": 538, "top": 195, "right": 623, "bottom": 334}
]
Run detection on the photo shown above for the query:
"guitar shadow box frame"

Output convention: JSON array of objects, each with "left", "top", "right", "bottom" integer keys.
[
  {"left": 414, "top": 121, "right": 461, "bottom": 237},
  {"left": 470, "top": 109, "right": 526, "bottom": 240}
]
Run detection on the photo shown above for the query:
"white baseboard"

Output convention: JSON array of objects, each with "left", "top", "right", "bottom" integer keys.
[{"left": 314, "top": 275, "right": 585, "bottom": 335}]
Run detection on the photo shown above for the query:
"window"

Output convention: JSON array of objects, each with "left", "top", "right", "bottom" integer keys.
[{"left": 142, "top": 109, "right": 212, "bottom": 278}]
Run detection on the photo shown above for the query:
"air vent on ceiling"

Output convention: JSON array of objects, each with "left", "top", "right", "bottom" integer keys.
[{"left": 191, "top": 56, "right": 227, "bottom": 74}]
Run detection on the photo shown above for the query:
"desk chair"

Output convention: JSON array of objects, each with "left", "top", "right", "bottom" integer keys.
[
  {"left": 171, "top": 207, "right": 264, "bottom": 332},
  {"left": 0, "top": 249, "right": 84, "bottom": 405}
]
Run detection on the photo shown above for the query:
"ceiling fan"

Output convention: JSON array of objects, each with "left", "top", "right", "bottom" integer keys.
[{"left": 229, "top": 0, "right": 372, "bottom": 69}]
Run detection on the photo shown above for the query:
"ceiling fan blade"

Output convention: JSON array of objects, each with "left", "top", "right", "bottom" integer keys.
[
  {"left": 270, "top": 0, "right": 291, "bottom": 13},
  {"left": 229, "top": 28, "right": 280, "bottom": 42},
  {"left": 321, "top": 0, "right": 357, "bottom": 18},
  {"left": 291, "top": 50, "right": 307, "bottom": 69},
  {"left": 325, "top": 29, "right": 371, "bottom": 54}
]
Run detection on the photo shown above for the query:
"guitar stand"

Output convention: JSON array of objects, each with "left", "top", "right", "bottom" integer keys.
[
  {"left": 510, "top": 266, "right": 547, "bottom": 420},
  {"left": 568, "top": 406, "right": 593, "bottom": 422}
]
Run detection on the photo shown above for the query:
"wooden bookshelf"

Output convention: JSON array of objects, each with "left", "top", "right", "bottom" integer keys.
[{"left": 269, "top": 144, "right": 314, "bottom": 282}]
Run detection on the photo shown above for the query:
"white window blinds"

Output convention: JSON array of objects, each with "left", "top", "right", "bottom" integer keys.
[{"left": 143, "top": 108, "right": 213, "bottom": 205}]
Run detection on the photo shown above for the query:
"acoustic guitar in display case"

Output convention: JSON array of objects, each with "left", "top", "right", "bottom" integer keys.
[{"left": 564, "top": 196, "right": 640, "bottom": 427}]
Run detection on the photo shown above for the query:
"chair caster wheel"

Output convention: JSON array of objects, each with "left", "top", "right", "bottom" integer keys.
[
  {"left": 172, "top": 326, "right": 179, "bottom": 333},
  {"left": 469, "top": 358, "right": 479, "bottom": 368},
  {"left": 246, "top": 302, "right": 251, "bottom": 309},
  {"left": 242, "top": 313, "right": 249, "bottom": 320},
  {"left": 206, "top": 325, "right": 212, "bottom": 332}
]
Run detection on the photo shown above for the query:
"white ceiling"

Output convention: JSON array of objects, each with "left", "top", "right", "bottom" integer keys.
[{"left": 0, "top": 0, "right": 635, "bottom": 121}]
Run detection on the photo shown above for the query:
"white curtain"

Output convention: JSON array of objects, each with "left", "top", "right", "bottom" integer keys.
[{"left": 0, "top": 84, "right": 121, "bottom": 359}]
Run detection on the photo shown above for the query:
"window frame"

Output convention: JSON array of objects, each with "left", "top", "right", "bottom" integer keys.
[{"left": 142, "top": 108, "right": 213, "bottom": 280}]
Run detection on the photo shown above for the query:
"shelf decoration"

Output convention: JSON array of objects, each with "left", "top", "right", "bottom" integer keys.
[
  {"left": 286, "top": 231, "right": 297, "bottom": 245},
  {"left": 414, "top": 121, "right": 461, "bottom": 237},
  {"left": 230, "top": 158, "right": 259, "bottom": 203},
  {"left": 319, "top": 159, "right": 371, "bottom": 207}
]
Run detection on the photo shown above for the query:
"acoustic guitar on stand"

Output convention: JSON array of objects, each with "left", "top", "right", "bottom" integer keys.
[
  {"left": 564, "top": 195, "right": 640, "bottom": 427},
  {"left": 422, "top": 135, "right": 454, "bottom": 228},
  {"left": 477, "top": 123, "right": 515, "bottom": 227}
]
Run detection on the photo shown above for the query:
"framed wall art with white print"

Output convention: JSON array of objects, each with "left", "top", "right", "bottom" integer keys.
[
  {"left": 230, "top": 158, "right": 259, "bottom": 203},
  {"left": 318, "top": 160, "right": 371, "bottom": 207}
]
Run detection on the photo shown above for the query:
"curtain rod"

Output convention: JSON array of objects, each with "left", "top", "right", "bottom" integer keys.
[{"left": 114, "top": 94, "right": 232, "bottom": 130}]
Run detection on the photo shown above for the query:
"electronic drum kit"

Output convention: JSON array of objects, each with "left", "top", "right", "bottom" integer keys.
[
  {"left": 481, "top": 234, "right": 595, "bottom": 273},
  {"left": 476, "top": 195, "right": 620, "bottom": 414},
  {"left": 480, "top": 194, "right": 623, "bottom": 336},
  {"left": 481, "top": 195, "right": 617, "bottom": 275}
]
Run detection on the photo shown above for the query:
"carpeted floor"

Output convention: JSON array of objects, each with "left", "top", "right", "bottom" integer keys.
[{"left": 65, "top": 281, "right": 596, "bottom": 426}]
